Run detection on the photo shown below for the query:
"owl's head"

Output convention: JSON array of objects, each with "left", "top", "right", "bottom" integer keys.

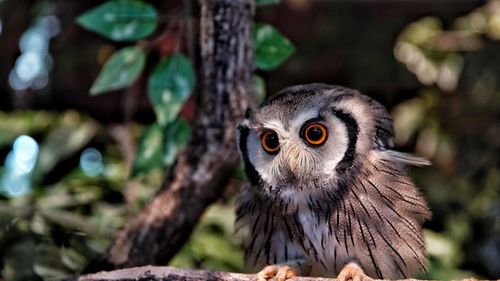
[{"left": 238, "top": 83, "right": 396, "bottom": 193}]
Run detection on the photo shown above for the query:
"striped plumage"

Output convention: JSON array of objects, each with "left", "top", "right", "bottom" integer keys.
[{"left": 236, "top": 84, "right": 431, "bottom": 279}]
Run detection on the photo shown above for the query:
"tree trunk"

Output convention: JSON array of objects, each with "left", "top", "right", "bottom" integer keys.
[{"left": 88, "top": 0, "right": 254, "bottom": 270}]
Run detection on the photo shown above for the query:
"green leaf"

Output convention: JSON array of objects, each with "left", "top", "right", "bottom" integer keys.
[
  {"left": 90, "top": 46, "right": 145, "bottom": 95},
  {"left": 253, "top": 75, "right": 266, "bottom": 103},
  {"left": 163, "top": 118, "right": 191, "bottom": 167},
  {"left": 132, "top": 123, "right": 164, "bottom": 176},
  {"left": 254, "top": 23, "right": 295, "bottom": 70},
  {"left": 256, "top": 0, "right": 280, "bottom": 6},
  {"left": 33, "top": 244, "right": 69, "bottom": 280},
  {"left": 76, "top": 0, "right": 158, "bottom": 42},
  {"left": 61, "top": 248, "right": 87, "bottom": 271},
  {"left": 34, "top": 114, "right": 98, "bottom": 182},
  {"left": 148, "top": 54, "right": 195, "bottom": 126}
]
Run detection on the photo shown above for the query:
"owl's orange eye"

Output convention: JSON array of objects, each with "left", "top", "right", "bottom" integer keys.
[
  {"left": 261, "top": 130, "right": 280, "bottom": 154},
  {"left": 303, "top": 123, "right": 328, "bottom": 146}
]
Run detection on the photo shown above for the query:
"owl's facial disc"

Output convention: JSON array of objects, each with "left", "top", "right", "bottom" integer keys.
[
  {"left": 241, "top": 106, "right": 351, "bottom": 191},
  {"left": 275, "top": 118, "right": 331, "bottom": 182},
  {"left": 256, "top": 116, "right": 340, "bottom": 185}
]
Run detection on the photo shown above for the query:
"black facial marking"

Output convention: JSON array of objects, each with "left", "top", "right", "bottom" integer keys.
[
  {"left": 332, "top": 109, "right": 359, "bottom": 173},
  {"left": 238, "top": 124, "right": 262, "bottom": 185}
]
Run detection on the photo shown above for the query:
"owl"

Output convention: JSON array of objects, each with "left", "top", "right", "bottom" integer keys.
[{"left": 235, "top": 84, "right": 431, "bottom": 281}]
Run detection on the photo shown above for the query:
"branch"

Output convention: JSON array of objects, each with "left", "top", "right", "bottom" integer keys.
[
  {"left": 84, "top": 0, "right": 254, "bottom": 271},
  {"left": 71, "top": 266, "right": 445, "bottom": 281}
]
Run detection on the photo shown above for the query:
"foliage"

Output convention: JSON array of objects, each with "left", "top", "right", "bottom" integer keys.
[
  {"left": 0, "top": 111, "right": 126, "bottom": 281},
  {"left": 131, "top": 123, "right": 166, "bottom": 176},
  {"left": 254, "top": 23, "right": 295, "bottom": 70},
  {"left": 390, "top": 4, "right": 500, "bottom": 278},
  {"left": 170, "top": 205, "right": 244, "bottom": 272},
  {"left": 90, "top": 46, "right": 146, "bottom": 95},
  {"left": 77, "top": 0, "right": 199, "bottom": 176},
  {"left": 147, "top": 54, "right": 195, "bottom": 127},
  {"left": 162, "top": 119, "right": 191, "bottom": 168},
  {"left": 76, "top": 0, "right": 158, "bottom": 42}
]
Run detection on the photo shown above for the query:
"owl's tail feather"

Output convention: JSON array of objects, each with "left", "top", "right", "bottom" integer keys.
[{"left": 383, "top": 150, "right": 431, "bottom": 166}]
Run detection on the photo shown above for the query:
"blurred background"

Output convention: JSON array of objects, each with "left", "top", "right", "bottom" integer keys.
[{"left": 0, "top": 0, "right": 499, "bottom": 280}]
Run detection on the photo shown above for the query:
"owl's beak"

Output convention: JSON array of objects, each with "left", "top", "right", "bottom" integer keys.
[
  {"left": 286, "top": 158, "right": 309, "bottom": 182},
  {"left": 287, "top": 158, "right": 300, "bottom": 176},
  {"left": 282, "top": 145, "right": 314, "bottom": 180}
]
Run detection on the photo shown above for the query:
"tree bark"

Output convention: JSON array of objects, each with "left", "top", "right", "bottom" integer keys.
[{"left": 90, "top": 0, "right": 254, "bottom": 270}]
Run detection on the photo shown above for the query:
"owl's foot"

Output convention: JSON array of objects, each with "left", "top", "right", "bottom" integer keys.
[
  {"left": 256, "top": 265, "right": 299, "bottom": 281},
  {"left": 337, "top": 262, "right": 373, "bottom": 281}
]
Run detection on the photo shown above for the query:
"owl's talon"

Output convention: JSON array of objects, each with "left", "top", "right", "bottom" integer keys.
[
  {"left": 337, "top": 262, "right": 372, "bottom": 281},
  {"left": 256, "top": 265, "right": 299, "bottom": 281}
]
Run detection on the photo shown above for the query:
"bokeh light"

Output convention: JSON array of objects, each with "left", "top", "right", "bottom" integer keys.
[
  {"left": 15, "top": 52, "right": 44, "bottom": 82},
  {"left": 0, "top": 135, "right": 39, "bottom": 197},
  {"left": 13, "top": 135, "right": 39, "bottom": 173},
  {"left": 20, "top": 28, "right": 48, "bottom": 54},
  {"left": 80, "top": 148, "right": 104, "bottom": 177},
  {"left": 1, "top": 172, "right": 31, "bottom": 197},
  {"left": 9, "top": 14, "right": 60, "bottom": 91}
]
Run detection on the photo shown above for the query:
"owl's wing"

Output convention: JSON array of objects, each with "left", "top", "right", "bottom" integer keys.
[{"left": 331, "top": 149, "right": 431, "bottom": 279}]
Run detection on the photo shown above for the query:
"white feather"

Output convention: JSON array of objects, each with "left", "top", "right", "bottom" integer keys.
[{"left": 382, "top": 150, "right": 431, "bottom": 166}]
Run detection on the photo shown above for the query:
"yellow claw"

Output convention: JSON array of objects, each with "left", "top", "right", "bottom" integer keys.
[
  {"left": 256, "top": 265, "right": 299, "bottom": 281},
  {"left": 336, "top": 262, "right": 373, "bottom": 281}
]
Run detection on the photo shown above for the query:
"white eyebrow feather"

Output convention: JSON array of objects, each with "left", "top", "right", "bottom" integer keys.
[
  {"left": 261, "top": 119, "right": 289, "bottom": 138},
  {"left": 289, "top": 109, "right": 319, "bottom": 130}
]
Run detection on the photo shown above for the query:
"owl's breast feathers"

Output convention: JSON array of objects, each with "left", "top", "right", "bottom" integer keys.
[{"left": 235, "top": 150, "right": 431, "bottom": 279}]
